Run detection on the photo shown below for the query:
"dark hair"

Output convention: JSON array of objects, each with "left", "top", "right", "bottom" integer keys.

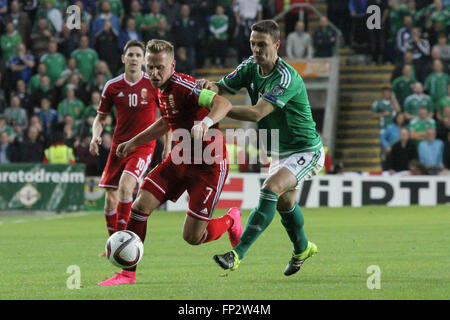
[
  {"left": 123, "top": 39, "right": 145, "bottom": 55},
  {"left": 251, "top": 20, "right": 280, "bottom": 42}
]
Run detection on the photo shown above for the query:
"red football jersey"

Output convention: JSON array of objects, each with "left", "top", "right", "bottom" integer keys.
[
  {"left": 98, "top": 72, "right": 157, "bottom": 149},
  {"left": 156, "top": 72, "right": 226, "bottom": 163}
]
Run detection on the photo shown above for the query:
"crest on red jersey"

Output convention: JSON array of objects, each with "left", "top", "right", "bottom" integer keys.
[
  {"left": 141, "top": 88, "right": 148, "bottom": 99},
  {"left": 169, "top": 94, "right": 176, "bottom": 108}
]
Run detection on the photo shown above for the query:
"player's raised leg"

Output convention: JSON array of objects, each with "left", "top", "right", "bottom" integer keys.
[{"left": 98, "top": 188, "right": 161, "bottom": 286}]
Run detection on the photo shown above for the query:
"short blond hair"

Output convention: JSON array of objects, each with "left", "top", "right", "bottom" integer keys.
[{"left": 146, "top": 39, "right": 174, "bottom": 59}]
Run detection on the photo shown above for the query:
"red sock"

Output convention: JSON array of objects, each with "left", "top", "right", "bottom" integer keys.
[
  {"left": 104, "top": 208, "right": 117, "bottom": 236},
  {"left": 116, "top": 199, "right": 133, "bottom": 231},
  {"left": 201, "top": 214, "right": 232, "bottom": 244},
  {"left": 124, "top": 207, "right": 150, "bottom": 272}
]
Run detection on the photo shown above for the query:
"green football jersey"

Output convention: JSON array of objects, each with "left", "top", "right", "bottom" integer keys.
[
  {"left": 392, "top": 76, "right": 414, "bottom": 107},
  {"left": 219, "top": 56, "right": 322, "bottom": 158},
  {"left": 437, "top": 95, "right": 450, "bottom": 117},
  {"left": 71, "top": 49, "right": 99, "bottom": 83},
  {"left": 40, "top": 53, "right": 67, "bottom": 86},
  {"left": 424, "top": 72, "right": 450, "bottom": 104},
  {"left": 409, "top": 117, "right": 436, "bottom": 144},
  {"left": 403, "top": 94, "right": 434, "bottom": 116},
  {"left": 372, "top": 99, "right": 396, "bottom": 129}
]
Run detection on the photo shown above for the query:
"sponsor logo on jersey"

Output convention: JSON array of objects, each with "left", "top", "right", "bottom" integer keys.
[
  {"left": 141, "top": 88, "right": 148, "bottom": 99},
  {"left": 117, "top": 92, "right": 124, "bottom": 97},
  {"left": 200, "top": 208, "right": 208, "bottom": 215}
]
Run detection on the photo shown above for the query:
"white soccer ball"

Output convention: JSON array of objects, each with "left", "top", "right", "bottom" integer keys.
[{"left": 106, "top": 230, "right": 144, "bottom": 268}]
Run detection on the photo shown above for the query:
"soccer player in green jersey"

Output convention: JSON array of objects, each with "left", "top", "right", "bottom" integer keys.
[{"left": 198, "top": 20, "right": 323, "bottom": 276}]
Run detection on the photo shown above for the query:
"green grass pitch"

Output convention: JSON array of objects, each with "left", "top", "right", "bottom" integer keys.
[{"left": 0, "top": 205, "right": 448, "bottom": 300}]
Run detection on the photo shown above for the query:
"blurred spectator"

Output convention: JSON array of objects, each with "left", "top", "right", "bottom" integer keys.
[
  {"left": 418, "top": 127, "right": 444, "bottom": 174},
  {"left": 18, "top": 125, "right": 44, "bottom": 162},
  {"left": 408, "top": 158, "right": 427, "bottom": 175},
  {"left": 94, "top": 61, "right": 113, "bottom": 81},
  {"left": 381, "top": 112, "right": 407, "bottom": 154},
  {"left": 35, "top": 96, "right": 57, "bottom": 138},
  {"left": 60, "top": 21, "right": 91, "bottom": 60},
  {"left": 313, "top": 16, "right": 337, "bottom": 58},
  {"left": 4, "top": 94, "right": 28, "bottom": 132},
  {"left": 8, "top": 42, "right": 35, "bottom": 85},
  {"left": 175, "top": 47, "right": 194, "bottom": 76},
  {"left": 73, "top": 1, "right": 93, "bottom": 28},
  {"left": 91, "top": 0, "right": 120, "bottom": 37},
  {"left": 404, "top": 82, "right": 434, "bottom": 120},
  {"left": 286, "top": 21, "right": 313, "bottom": 59},
  {"left": 433, "top": 33, "right": 450, "bottom": 64},
  {"left": 436, "top": 83, "right": 450, "bottom": 121},
  {"left": 125, "top": 0, "right": 144, "bottom": 32},
  {"left": 0, "top": 115, "right": 14, "bottom": 141},
  {"left": 349, "top": 0, "right": 369, "bottom": 48},
  {"left": 141, "top": 0, "right": 167, "bottom": 42},
  {"left": 148, "top": 18, "right": 173, "bottom": 44},
  {"left": 43, "top": 130, "right": 75, "bottom": 164},
  {"left": 94, "top": 20, "right": 120, "bottom": 75},
  {"left": 172, "top": 4, "right": 199, "bottom": 69},
  {"left": 6, "top": 0, "right": 32, "bottom": 47},
  {"left": 423, "top": 0, "right": 449, "bottom": 45},
  {"left": 74, "top": 133, "right": 99, "bottom": 175},
  {"left": 13, "top": 79, "right": 31, "bottom": 116},
  {"left": 392, "top": 64, "right": 415, "bottom": 108},
  {"left": 28, "top": 62, "right": 46, "bottom": 93},
  {"left": 118, "top": 17, "right": 142, "bottom": 50},
  {"left": 409, "top": 106, "right": 436, "bottom": 144},
  {"left": 97, "top": 0, "right": 123, "bottom": 20},
  {"left": 55, "top": 58, "right": 80, "bottom": 89},
  {"left": 209, "top": 5, "right": 229, "bottom": 67},
  {"left": 234, "top": 0, "right": 263, "bottom": 62},
  {"left": 18, "top": 0, "right": 39, "bottom": 23},
  {"left": 71, "top": 36, "right": 99, "bottom": 84},
  {"left": 387, "top": 127, "right": 418, "bottom": 173},
  {"left": 0, "top": 21, "right": 23, "bottom": 64},
  {"left": 30, "top": 17, "right": 53, "bottom": 61},
  {"left": 436, "top": 113, "right": 450, "bottom": 141},
  {"left": 371, "top": 86, "right": 400, "bottom": 131},
  {"left": 30, "top": 75, "right": 57, "bottom": 109},
  {"left": 62, "top": 74, "right": 89, "bottom": 106},
  {"left": 408, "top": 27, "right": 431, "bottom": 68},
  {"left": 80, "top": 90, "right": 100, "bottom": 136},
  {"left": 36, "top": 0, "right": 63, "bottom": 33},
  {"left": 367, "top": 0, "right": 387, "bottom": 64},
  {"left": 0, "top": 130, "right": 18, "bottom": 163},
  {"left": 57, "top": 87, "right": 84, "bottom": 130},
  {"left": 327, "top": 0, "right": 351, "bottom": 46},
  {"left": 396, "top": 14, "right": 413, "bottom": 57},
  {"left": 161, "top": 0, "right": 181, "bottom": 27},
  {"left": 424, "top": 59, "right": 450, "bottom": 106},
  {"left": 40, "top": 40, "right": 67, "bottom": 86},
  {"left": 390, "top": 51, "right": 417, "bottom": 82},
  {"left": 63, "top": 115, "right": 77, "bottom": 147}
]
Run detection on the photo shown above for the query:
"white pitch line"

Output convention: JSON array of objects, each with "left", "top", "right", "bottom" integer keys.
[{"left": 0, "top": 212, "right": 91, "bottom": 225}]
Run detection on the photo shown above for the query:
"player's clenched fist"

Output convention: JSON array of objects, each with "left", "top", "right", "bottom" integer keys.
[
  {"left": 116, "top": 141, "right": 135, "bottom": 158},
  {"left": 89, "top": 136, "right": 102, "bottom": 156}
]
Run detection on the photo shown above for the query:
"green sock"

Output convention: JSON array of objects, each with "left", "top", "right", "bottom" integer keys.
[
  {"left": 234, "top": 188, "right": 279, "bottom": 259},
  {"left": 279, "top": 203, "right": 308, "bottom": 255}
]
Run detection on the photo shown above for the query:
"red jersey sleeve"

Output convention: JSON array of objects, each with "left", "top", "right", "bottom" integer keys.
[{"left": 97, "top": 81, "right": 114, "bottom": 115}]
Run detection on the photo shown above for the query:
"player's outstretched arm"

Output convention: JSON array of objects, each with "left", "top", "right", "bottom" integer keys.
[
  {"left": 226, "top": 98, "right": 275, "bottom": 122},
  {"left": 196, "top": 79, "right": 228, "bottom": 95},
  {"left": 191, "top": 94, "right": 232, "bottom": 140},
  {"left": 89, "top": 113, "right": 107, "bottom": 156},
  {"left": 116, "top": 117, "right": 170, "bottom": 158}
]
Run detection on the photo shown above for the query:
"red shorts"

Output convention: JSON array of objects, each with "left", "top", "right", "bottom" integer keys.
[
  {"left": 141, "top": 154, "right": 229, "bottom": 221},
  {"left": 99, "top": 145, "right": 154, "bottom": 189}
]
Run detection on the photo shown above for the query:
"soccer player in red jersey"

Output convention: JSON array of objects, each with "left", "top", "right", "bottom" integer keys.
[
  {"left": 89, "top": 40, "right": 168, "bottom": 246},
  {"left": 98, "top": 39, "right": 243, "bottom": 286}
]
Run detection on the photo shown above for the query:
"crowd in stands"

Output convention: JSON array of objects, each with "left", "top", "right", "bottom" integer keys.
[{"left": 369, "top": 0, "right": 450, "bottom": 175}]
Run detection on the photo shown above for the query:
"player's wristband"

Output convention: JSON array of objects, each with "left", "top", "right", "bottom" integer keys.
[{"left": 201, "top": 116, "right": 214, "bottom": 128}]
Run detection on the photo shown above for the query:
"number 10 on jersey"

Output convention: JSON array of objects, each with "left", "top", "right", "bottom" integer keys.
[{"left": 129, "top": 93, "right": 138, "bottom": 107}]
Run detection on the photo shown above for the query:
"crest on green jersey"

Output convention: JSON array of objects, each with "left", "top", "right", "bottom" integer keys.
[{"left": 271, "top": 85, "right": 285, "bottom": 96}]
